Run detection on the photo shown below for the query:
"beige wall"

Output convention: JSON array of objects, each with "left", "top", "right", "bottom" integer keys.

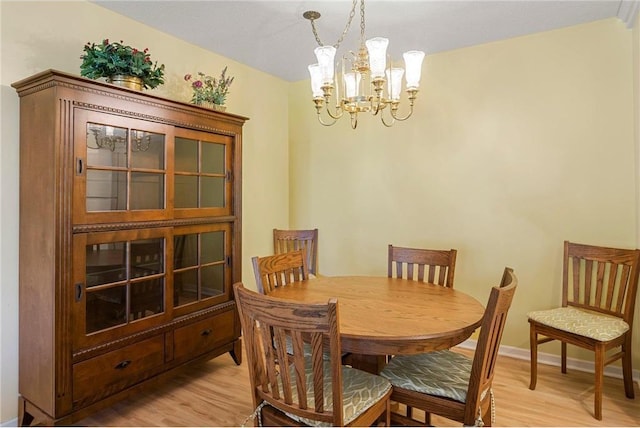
[
  {"left": 0, "top": 1, "right": 638, "bottom": 424},
  {"left": 289, "top": 17, "right": 638, "bottom": 371},
  {"left": 0, "top": 1, "right": 289, "bottom": 422}
]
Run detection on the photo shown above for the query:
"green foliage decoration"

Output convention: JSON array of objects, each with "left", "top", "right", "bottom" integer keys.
[{"left": 80, "top": 39, "right": 165, "bottom": 89}]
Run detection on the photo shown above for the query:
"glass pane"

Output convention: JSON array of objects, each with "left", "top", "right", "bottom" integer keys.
[
  {"left": 86, "top": 242, "right": 126, "bottom": 287},
  {"left": 174, "top": 269, "right": 198, "bottom": 307},
  {"left": 174, "top": 175, "right": 198, "bottom": 208},
  {"left": 201, "top": 231, "right": 224, "bottom": 264},
  {"left": 86, "top": 123, "right": 128, "bottom": 167},
  {"left": 201, "top": 176, "right": 224, "bottom": 208},
  {"left": 174, "top": 234, "right": 198, "bottom": 269},
  {"left": 130, "top": 130, "right": 165, "bottom": 169},
  {"left": 86, "top": 170, "right": 127, "bottom": 211},
  {"left": 130, "top": 172, "right": 164, "bottom": 210},
  {"left": 130, "top": 278, "right": 164, "bottom": 321},
  {"left": 86, "top": 286, "right": 127, "bottom": 333},
  {"left": 201, "top": 265, "right": 224, "bottom": 298},
  {"left": 175, "top": 137, "right": 198, "bottom": 172},
  {"left": 130, "top": 239, "right": 164, "bottom": 278},
  {"left": 202, "top": 142, "right": 225, "bottom": 174}
]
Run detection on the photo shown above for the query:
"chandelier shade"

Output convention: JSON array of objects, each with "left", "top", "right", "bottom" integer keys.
[
  {"left": 365, "top": 37, "right": 388, "bottom": 79},
  {"left": 304, "top": 0, "right": 425, "bottom": 129},
  {"left": 403, "top": 50, "right": 426, "bottom": 88},
  {"left": 314, "top": 46, "right": 337, "bottom": 84}
]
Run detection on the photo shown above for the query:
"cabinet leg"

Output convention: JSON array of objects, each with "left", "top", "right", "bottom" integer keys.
[
  {"left": 18, "top": 397, "right": 31, "bottom": 426},
  {"left": 229, "top": 338, "right": 242, "bottom": 365},
  {"left": 18, "top": 397, "right": 47, "bottom": 427}
]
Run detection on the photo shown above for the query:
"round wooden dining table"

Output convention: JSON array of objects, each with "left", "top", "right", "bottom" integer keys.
[{"left": 268, "top": 276, "right": 485, "bottom": 371}]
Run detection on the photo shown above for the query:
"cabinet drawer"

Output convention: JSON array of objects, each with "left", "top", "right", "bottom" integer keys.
[
  {"left": 73, "top": 335, "right": 165, "bottom": 406},
  {"left": 173, "top": 310, "right": 235, "bottom": 361}
]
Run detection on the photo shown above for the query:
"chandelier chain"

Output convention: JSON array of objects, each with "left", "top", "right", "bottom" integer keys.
[
  {"left": 359, "top": 0, "right": 366, "bottom": 42},
  {"left": 309, "top": 0, "right": 359, "bottom": 49}
]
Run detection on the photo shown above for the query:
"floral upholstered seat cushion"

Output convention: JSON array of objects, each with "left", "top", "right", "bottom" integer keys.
[
  {"left": 527, "top": 307, "right": 629, "bottom": 341},
  {"left": 380, "top": 350, "right": 472, "bottom": 403},
  {"left": 282, "top": 363, "right": 391, "bottom": 427}
]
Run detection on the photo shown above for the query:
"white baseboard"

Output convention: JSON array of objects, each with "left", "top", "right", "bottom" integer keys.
[
  {"left": 457, "top": 339, "right": 640, "bottom": 387},
  {"left": 1, "top": 418, "right": 17, "bottom": 427}
]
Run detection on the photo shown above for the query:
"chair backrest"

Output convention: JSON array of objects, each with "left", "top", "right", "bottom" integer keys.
[
  {"left": 274, "top": 228, "right": 319, "bottom": 276},
  {"left": 563, "top": 241, "right": 640, "bottom": 325},
  {"left": 252, "top": 249, "right": 309, "bottom": 295},
  {"left": 388, "top": 244, "right": 457, "bottom": 287},
  {"left": 464, "top": 267, "right": 517, "bottom": 424},
  {"left": 233, "top": 282, "right": 345, "bottom": 425}
]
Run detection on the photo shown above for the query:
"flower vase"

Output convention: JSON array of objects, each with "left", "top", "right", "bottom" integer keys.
[
  {"left": 195, "top": 101, "right": 226, "bottom": 112},
  {"left": 107, "top": 75, "right": 143, "bottom": 91}
]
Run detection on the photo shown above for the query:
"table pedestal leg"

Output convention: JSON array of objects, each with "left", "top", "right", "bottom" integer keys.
[{"left": 347, "top": 353, "right": 387, "bottom": 374}]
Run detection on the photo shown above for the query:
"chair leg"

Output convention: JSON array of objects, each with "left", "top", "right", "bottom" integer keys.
[
  {"left": 382, "top": 398, "right": 391, "bottom": 426},
  {"left": 622, "top": 334, "right": 635, "bottom": 399},
  {"left": 529, "top": 323, "right": 538, "bottom": 390},
  {"left": 561, "top": 341, "right": 567, "bottom": 374},
  {"left": 594, "top": 344, "right": 604, "bottom": 420}
]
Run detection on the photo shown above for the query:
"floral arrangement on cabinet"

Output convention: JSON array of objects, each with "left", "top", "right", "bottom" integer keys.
[
  {"left": 184, "top": 66, "right": 234, "bottom": 109},
  {"left": 80, "top": 39, "right": 165, "bottom": 90}
]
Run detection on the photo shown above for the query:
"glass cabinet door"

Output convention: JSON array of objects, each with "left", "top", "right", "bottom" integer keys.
[
  {"left": 73, "top": 228, "right": 172, "bottom": 348},
  {"left": 173, "top": 128, "right": 234, "bottom": 218},
  {"left": 73, "top": 109, "right": 173, "bottom": 224},
  {"left": 172, "top": 223, "right": 232, "bottom": 316}
]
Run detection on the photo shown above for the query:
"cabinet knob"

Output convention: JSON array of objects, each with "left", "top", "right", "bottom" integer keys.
[{"left": 201, "top": 329, "right": 212, "bottom": 336}]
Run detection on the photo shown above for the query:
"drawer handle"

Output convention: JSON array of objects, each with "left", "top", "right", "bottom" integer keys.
[
  {"left": 114, "top": 360, "right": 132, "bottom": 370},
  {"left": 201, "top": 329, "right": 212, "bottom": 336}
]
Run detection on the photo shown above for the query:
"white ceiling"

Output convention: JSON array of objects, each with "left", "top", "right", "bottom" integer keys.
[{"left": 93, "top": 0, "right": 639, "bottom": 82}]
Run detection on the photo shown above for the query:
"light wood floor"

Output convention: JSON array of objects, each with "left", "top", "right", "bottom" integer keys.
[{"left": 77, "top": 347, "right": 640, "bottom": 427}]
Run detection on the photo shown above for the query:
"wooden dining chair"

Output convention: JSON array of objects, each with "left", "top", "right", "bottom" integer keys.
[
  {"left": 528, "top": 241, "right": 640, "bottom": 420},
  {"left": 252, "top": 249, "right": 309, "bottom": 295},
  {"left": 380, "top": 267, "right": 517, "bottom": 426},
  {"left": 233, "top": 282, "right": 392, "bottom": 427},
  {"left": 274, "top": 228, "right": 319, "bottom": 276},
  {"left": 388, "top": 244, "right": 457, "bottom": 287}
]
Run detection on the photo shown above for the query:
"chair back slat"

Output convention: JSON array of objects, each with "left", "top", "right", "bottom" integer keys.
[
  {"left": 615, "top": 264, "right": 631, "bottom": 312},
  {"left": 563, "top": 241, "right": 640, "bottom": 321},
  {"left": 252, "top": 249, "right": 309, "bottom": 295},
  {"left": 388, "top": 244, "right": 457, "bottom": 287},
  {"left": 274, "top": 228, "right": 319, "bottom": 276},
  {"left": 234, "top": 283, "right": 343, "bottom": 425},
  {"left": 465, "top": 267, "right": 517, "bottom": 424}
]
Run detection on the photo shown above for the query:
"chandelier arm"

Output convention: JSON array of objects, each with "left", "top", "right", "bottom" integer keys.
[
  {"left": 324, "top": 102, "right": 345, "bottom": 120},
  {"left": 369, "top": 96, "right": 387, "bottom": 116},
  {"left": 389, "top": 107, "right": 414, "bottom": 122},
  {"left": 388, "top": 89, "right": 419, "bottom": 121},
  {"left": 380, "top": 111, "right": 396, "bottom": 127},
  {"left": 316, "top": 113, "right": 339, "bottom": 127}
]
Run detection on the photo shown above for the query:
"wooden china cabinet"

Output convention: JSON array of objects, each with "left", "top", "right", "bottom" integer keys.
[{"left": 12, "top": 70, "right": 247, "bottom": 426}]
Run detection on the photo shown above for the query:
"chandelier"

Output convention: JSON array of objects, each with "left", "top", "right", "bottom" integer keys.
[{"left": 305, "top": 0, "right": 425, "bottom": 129}]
